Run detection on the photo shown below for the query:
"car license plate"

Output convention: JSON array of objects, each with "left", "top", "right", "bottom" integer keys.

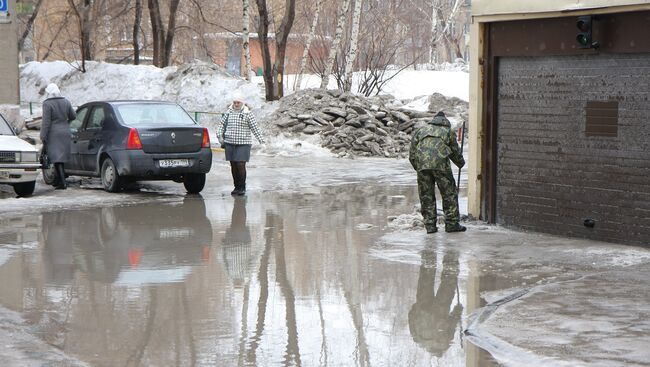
[
  {"left": 158, "top": 159, "right": 190, "bottom": 168},
  {"left": 0, "top": 170, "right": 9, "bottom": 179},
  {"left": 159, "top": 228, "right": 193, "bottom": 239}
]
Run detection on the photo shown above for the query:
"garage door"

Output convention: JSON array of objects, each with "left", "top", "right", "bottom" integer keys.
[{"left": 496, "top": 54, "right": 650, "bottom": 246}]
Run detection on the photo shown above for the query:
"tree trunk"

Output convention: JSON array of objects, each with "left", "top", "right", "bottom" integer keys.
[
  {"left": 320, "top": 0, "right": 351, "bottom": 89},
  {"left": 254, "top": 0, "right": 274, "bottom": 100},
  {"left": 18, "top": 0, "right": 45, "bottom": 52},
  {"left": 271, "top": 0, "right": 296, "bottom": 99},
  {"left": 430, "top": 0, "right": 441, "bottom": 63},
  {"left": 163, "top": 0, "right": 181, "bottom": 66},
  {"left": 242, "top": 0, "right": 253, "bottom": 80},
  {"left": 133, "top": 0, "right": 142, "bottom": 65},
  {"left": 147, "top": 0, "right": 180, "bottom": 67},
  {"left": 343, "top": 0, "right": 363, "bottom": 92},
  {"left": 255, "top": 0, "right": 296, "bottom": 101},
  {"left": 148, "top": 0, "right": 164, "bottom": 67},
  {"left": 80, "top": 2, "right": 94, "bottom": 61},
  {"left": 66, "top": 0, "right": 95, "bottom": 72},
  {"left": 295, "top": 0, "right": 323, "bottom": 91}
]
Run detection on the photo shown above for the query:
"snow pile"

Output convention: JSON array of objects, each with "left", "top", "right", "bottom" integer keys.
[{"left": 20, "top": 60, "right": 265, "bottom": 113}]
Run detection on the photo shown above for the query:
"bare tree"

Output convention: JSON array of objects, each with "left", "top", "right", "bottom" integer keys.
[
  {"left": 242, "top": 0, "right": 253, "bottom": 80},
  {"left": 294, "top": 0, "right": 323, "bottom": 91},
  {"left": 133, "top": 0, "right": 143, "bottom": 65},
  {"left": 66, "top": 0, "right": 99, "bottom": 72},
  {"left": 428, "top": 0, "right": 465, "bottom": 63},
  {"left": 18, "top": 0, "right": 45, "bottom": 54},
  {"left": 148, "top": 0, "right": 181, "bottom": 67},
  {"left": 342, "top": 0, "right": 363, "bottom": 92},
  {"left": 319, "top": 0, "right": 350, "bottom": 89},
  {"left": 255, "top": 0, "right": 297, "bottom": 101},
  {"left": 354, "top": 2, "right": 423, "bottom": 96}
]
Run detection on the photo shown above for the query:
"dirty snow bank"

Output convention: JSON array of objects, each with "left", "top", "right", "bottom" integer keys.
[{"left": 20, "top": 60, "right": 266, "bottom": 113}]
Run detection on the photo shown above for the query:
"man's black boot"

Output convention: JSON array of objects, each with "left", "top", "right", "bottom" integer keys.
[
  {"left": 445, "top": 223, "right": 466, "bottom": 233},
  {"left": 425, "top": 224, "right": 438, "bottom": 234}
]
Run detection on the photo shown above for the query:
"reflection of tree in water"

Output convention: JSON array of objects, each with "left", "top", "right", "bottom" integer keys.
[
  {"left": 238, "top": 211, "right": 302, "bottom": 366},
  {"left": 409, "top": 248, "right": 462, "bottom": 358}
]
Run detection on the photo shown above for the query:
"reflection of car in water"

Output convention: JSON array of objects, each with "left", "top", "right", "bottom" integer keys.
[
  {"left": 41, "top": 197, "right": 213, "bottom": 285},
  {"left": 409, "top": 248, "right": 463, "bottom": 358}
]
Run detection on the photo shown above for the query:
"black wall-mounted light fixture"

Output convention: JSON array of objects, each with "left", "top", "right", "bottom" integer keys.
[{"left": 576, "top": 16, "right": 600, "bottom": 49}]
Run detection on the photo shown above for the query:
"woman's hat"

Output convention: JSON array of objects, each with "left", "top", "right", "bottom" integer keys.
[
  {"left": 232, "top": 91, "right": 245, "bottom": 103},
  {"left": 45, "top": 83, "right": 61, "bottom": 98}
]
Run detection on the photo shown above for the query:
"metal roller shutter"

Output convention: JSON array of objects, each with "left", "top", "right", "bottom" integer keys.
[{"left": 496, "top": 54, "right": 650, "bottom": 245}]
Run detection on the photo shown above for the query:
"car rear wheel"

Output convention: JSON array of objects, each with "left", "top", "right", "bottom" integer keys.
[
  {"left": 183, "top": 173, "right": 206, "bottom": 194},
  {"left": 42, "top": 165, "right": 57, "bottom": 186},
  {"left": 13, "top": 181, "right": 36, "bottom": 197},
  {"left": 101, "top": 158, "right": 123, "bottom": 192}
]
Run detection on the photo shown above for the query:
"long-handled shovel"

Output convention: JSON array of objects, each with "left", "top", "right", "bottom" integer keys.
[{"left": 457, "top": 120, "right": 466, "bottom": 193}]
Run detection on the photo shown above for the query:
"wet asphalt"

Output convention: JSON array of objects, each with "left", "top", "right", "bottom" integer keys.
[{"left": 0, "top": 153, "right": 648, "bottom": 366}]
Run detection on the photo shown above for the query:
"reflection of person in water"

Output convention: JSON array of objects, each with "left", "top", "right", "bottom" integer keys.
[
  {"left": 222, "top": 197, "right": 253, "bottom": 286},
  {"left": 408, "top": 248, "right": 463, "bottom": 358},
  {"left": 41, "top": 211, "right": 77, "bottom": 285}
]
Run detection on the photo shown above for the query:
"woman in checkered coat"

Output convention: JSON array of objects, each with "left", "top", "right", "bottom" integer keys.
[{"left": 216, "top": 93, "right": 265, "bottom": 195}]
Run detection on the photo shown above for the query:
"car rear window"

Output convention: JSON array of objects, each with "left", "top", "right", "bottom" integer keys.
[
  {"left": 0, "top": 115, "right": 14, "bottom": 136},
  {"left": 115, "top": 104, "right": 196, "bottom": 127}
]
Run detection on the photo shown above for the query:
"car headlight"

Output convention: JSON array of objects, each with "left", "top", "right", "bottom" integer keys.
[{"left": 19, "top": 152, "right": 39, "bottom": 162}]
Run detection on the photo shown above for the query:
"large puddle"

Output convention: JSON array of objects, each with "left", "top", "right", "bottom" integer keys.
[{"left": 1, "top": 154, "right": 648, "bottom": 366}]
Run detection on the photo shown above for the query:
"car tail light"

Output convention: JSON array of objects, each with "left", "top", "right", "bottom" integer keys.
[
  {"left": 127, "top": 128, "right": 143, "bottom": 150},
  {"left": 202, "top": 128, "right": 210, "bottom": 148}
]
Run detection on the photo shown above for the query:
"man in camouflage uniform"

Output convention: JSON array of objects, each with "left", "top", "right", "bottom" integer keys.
[{"left": 409, "top": 111, "right": 466, "bottom": 233}]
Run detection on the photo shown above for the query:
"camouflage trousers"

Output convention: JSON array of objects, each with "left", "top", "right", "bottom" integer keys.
[{"left": 417, "top": 167, "right": 460, "bottom": 229}]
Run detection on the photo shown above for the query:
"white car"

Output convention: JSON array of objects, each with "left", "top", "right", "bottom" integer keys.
[{"left": 0, "top": 113, "right": 40, "bottom": 197}]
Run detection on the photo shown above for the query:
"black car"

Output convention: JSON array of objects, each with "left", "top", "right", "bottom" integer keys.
[{"left": 44, "top": 101, "right": 212, "bottom": 193}]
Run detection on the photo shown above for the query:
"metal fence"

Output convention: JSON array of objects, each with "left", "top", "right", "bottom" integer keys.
[{"left": 192, "top": 111, "right": 224, "bottom": 132}]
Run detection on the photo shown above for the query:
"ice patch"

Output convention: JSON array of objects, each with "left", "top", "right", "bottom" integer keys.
[
  {"left": 0, "top": 248, "right": 15, "bottom": 268},
  {"left": 560, "top": 247, "right": 650, "bottom": 268},
  {"left": 355, "top": 223, "right": 374, "bottom": 230},
  {"left": 258, "top": 134, "right": 334, "bottom": 158},
  {"left": 386, "top": 212, "right": 424, "bottom": 231}
]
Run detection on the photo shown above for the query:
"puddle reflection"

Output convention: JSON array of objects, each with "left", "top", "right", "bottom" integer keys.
[
  {"left": 41, "top": 197, "right": 213, "bottom": 285},
  {"left": 0, "top": 185, "right": 501, "bottom": 366},
  {"left": 409, "top": 247, "right": 463, "bottom": 358}
]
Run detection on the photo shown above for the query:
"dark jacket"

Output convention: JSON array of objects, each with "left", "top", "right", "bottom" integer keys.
[
  {"left": 409, "top": 115, "right": 464, "bottom": 172},
  {"left": 40, "top": 97, "right": 76, "bottom": 163}
]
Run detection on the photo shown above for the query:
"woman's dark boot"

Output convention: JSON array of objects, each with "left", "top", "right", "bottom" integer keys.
[
  {"left": 230, "top": 163, "right": 240, "bottom": 195},
  {"left": 235, "top": 163, "right": 246, "bottom": 196},
  {"left": 55, "top": 163, "right": 67, "bottom": 190}
]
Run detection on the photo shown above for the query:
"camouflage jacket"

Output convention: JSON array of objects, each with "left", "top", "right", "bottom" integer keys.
[{"left": 409, "top": 115, "right": 465, "bottom": 171}]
